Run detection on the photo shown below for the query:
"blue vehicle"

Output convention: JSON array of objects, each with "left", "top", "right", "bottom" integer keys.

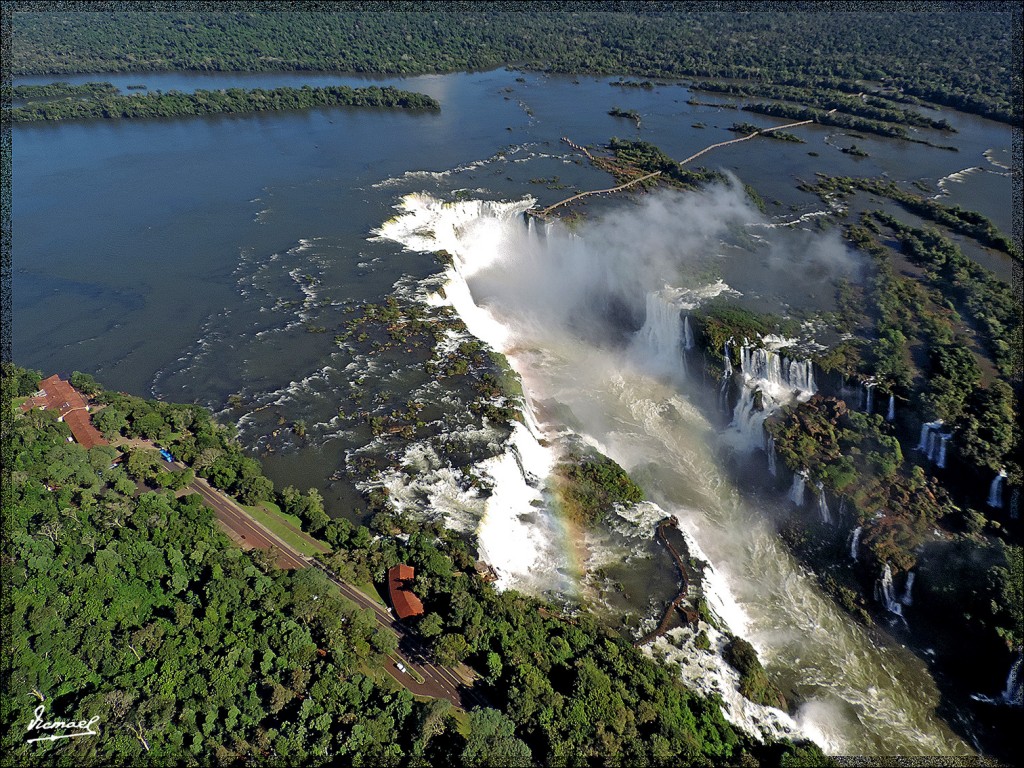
[{"left": 159, "top": 449, "right": 175, "bottom": 463}]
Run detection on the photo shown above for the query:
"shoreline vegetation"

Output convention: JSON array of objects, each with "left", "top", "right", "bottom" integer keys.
[
  {"left": 3, "top": 362, "right": 827, "bottom": 766},
  {"left": 9, "top": 9, "right": 1016, "bottom": 125},
  {"left": 9, "top": 83, "right": 440, "bottom": 122}
]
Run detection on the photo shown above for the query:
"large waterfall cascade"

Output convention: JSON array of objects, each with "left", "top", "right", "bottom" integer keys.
[
  {"left": 724, "top": 340, "right": 817, "bottom": 452},
  {"left": 637, "top": 290, "right": 688, "bottom": 378}
]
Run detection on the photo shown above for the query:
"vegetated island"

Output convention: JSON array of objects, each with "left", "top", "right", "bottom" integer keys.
[
  {"left": 3, "top": 362, "right": 828, "bottom": 766},
  {"left": 9, "top": 9, "right": 1015, "bottom": 125},
  {"left": 800, "top": 174, "right": 1021, "bottom": 263},
  {"left": 9, "top": 84, "right": 440, "bottom": 122},
  {"left": 728, "top": 122, "right": 805, "bottom": 143}
]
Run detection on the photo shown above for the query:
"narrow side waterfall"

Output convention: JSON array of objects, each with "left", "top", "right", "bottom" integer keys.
[
  {"left": 683, "top": 314, "right": 695, "bottom": 351},
  {"left": 886, "top": 394, "right": 895, "bottom": 422},
  {"left": 936, "top": 434, "right": 950, "bottom": 469},
  {"left": 864, "top": 381, "right": 876, "bottom": 414},
  {"left": 816, "top": 481, "right": 831, "bottom": 524},
  {"left": 875, "top": 563, "right": 904, "bottom": 618},
  {"left": 900, "top": 571, "right": 915, "bottom": 606},
  {"left": 790, "top": 470, "right": 807, "bottom": 507},
  {"left": 850, "top": 526, "right": 862, "bottom": 561},
  {"left": 988, "top": 470, "right": 1006, "bottom": 508},
  {"left": 917, "top": 420, "right": 945, "bottom": 463},
  {"left": 767, "top": 435, "right": 777, "bottom": 477},
  {"left": 1003, "top": 652, "right": 1023, "bottom": 707},
  {"left": 723, "top": 341, "right": 733, "bottom": 377}
]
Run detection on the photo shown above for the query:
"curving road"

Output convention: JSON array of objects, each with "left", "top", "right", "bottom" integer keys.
[{"left": 146, "top": 447, "right": 483, "bottom": 709}]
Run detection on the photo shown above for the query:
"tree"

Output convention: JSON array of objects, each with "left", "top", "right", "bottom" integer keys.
[{"left": 461, "top": 708, "right": 532, "bottom": 768}]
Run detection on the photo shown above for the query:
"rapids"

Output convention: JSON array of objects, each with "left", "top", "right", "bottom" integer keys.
[{"left": 375, "top": 191, "right": 975, "bottom": 757}]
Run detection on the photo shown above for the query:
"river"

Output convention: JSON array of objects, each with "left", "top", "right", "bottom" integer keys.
[{"left": 11, "top": 67, "right": 1015, "bottom": 757}]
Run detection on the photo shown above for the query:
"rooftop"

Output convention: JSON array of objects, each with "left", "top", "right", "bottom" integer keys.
[{"left": 21, "top": 374, "right": 108, "bottom": 450}]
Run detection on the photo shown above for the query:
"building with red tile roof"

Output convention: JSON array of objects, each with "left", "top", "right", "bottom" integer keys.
[
  {"left": 387, "top": 564, "right": 425, "bottom": 620},
  {"left": 20, "top": 374, "right": 108, "bottom": 450}
]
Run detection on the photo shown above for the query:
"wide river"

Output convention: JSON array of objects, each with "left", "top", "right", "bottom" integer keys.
[{"left": 12, "top": 68, "right": 1015, "bottom": 757}]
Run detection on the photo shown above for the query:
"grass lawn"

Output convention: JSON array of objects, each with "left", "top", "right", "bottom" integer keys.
[{"left": 242, "top": 500, "right": 329, "bottom": 558}]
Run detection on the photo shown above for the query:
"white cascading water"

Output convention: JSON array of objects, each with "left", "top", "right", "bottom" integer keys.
[
  {"left": 876, "top": 563, "right": 904, "bottom": 618},
  {"left": 864, "top": 381, "right": 876, "bottom": 414},
  {"left": 724, "top": 342, "right": 816, "bottom": 453},
  {"left": 767, "top": 435, "right": 777, "bottom": 477},
  {"left": 1003, "top": 652, "right": 1024, "bottom": 706},
  {"left": 816, "top": 481, "right": 831, "bottom": 524},
  {"left": 917, "top": 420, "right": 941, "bottom": 451},
  {"left": 636, "top": 290, "right": 687, "bottom": 379},
  {"left": 375, "top": 191, "right": 975, "bottom": 757},
  {"left": 790, "top": 470, "right": 807, "bottom": 507},
  {"left": 901, "top": 571, "right": 915, "bottom": 606},
  {"left": 988, "top": 470, "right": 1007, "bottom": 508},
  {"left": 887, "top": 394, "right": 895, "bottom": 422},
  {"left": 850, "top": 526, "right": 862, "bottom": 562},
  {"left": 684, "top": 314, "right": 695, "bottom": 351},
  {"left": 937, "top": 434, "right": 950, "bottom": 469}
]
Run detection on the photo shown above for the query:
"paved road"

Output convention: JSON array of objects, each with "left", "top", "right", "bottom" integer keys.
[{"left": 153, "top": 454, "right": 483, "bottom": 709}]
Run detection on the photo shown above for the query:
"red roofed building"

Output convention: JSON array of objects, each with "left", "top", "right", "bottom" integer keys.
[
  {"left": 387, "top": 564, "right": 425, "bottom": 620},
  {"left": 20, "top": 374, "right": 108, "bottom": 450}
]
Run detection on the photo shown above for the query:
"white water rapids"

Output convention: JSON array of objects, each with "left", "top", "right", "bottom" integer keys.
[{"left": 374, "top": 191, "right": 974, "bottom": 757}]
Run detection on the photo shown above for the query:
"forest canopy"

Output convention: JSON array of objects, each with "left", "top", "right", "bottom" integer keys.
[{"left": 9, "top": 7, "right": 1018, "bottom": 123}]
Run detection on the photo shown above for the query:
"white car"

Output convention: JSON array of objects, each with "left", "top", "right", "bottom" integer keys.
[{"left": 396, "top": 662, "right": 407, "bottom": 674}]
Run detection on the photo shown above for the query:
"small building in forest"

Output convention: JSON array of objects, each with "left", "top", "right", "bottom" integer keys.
[
  {"left": 20, "top": 374, "right": 108, "bottom": 450},
  {"left": 387, "top": 564, "right": 425, "bottom": 620}
]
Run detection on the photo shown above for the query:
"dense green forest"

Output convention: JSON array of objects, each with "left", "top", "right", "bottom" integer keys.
[
  {"left": 1, "top": 363, "right": 825, "bottom": 766},
  {"left": 9, "top": 84, "right": 439, "bottom": 122},
  {"left": 9, "top": 7, "right": 1017, "bottom": 124},
  {"left": 680, "top": 163, "right": 1022, "bottom": 698}
]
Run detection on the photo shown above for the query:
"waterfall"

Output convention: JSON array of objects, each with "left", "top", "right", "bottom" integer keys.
[
  {"left": 1003, "top": 651, "right": 1024, "bottom": 707},
  {"left": 816, "top": 481, "right": 831, "bottom": 524},
  {"left": 789, "top": 470, "right": 807, "bottom": 507},
  {"left": 683, "top": 315, "right": 695, "bottom": 351},
  {"left": 937, "top": 434, "right": 950, "bottom": 469},
  {"left": 723, "top": 341, "right": 818, "bottom": 452},
  {"left": 988, "top": 469, "right": 1007, "bottom": 508},
  {"left": 864, "top": 382, "right": 876, "bottom": 414},
  {"left": 900, "top": 571, "right": 915, "bottom": 606},
  {"left": 637, "top": 291, "right": 685, "bottom": 378},
  {"left": 886, "top": 394, "right": 895, "bottom": 422},
  {"left": 917, "top": 420, "right": 945, "bottom": 463},
  {"left": 723, "top": 341, "right": 733, "bottom": 377},
  {"left": 875, "top": 563, "right": 904, "bottom": 617},
  {"left": 917, "top": 419, "right": 943, "bottom": 452},
  {"left": 767, "top": 436, "right": 777, "bottom": 477},
  {"left": 850, "top": 526, "right": 862, "bottom": 562}
]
